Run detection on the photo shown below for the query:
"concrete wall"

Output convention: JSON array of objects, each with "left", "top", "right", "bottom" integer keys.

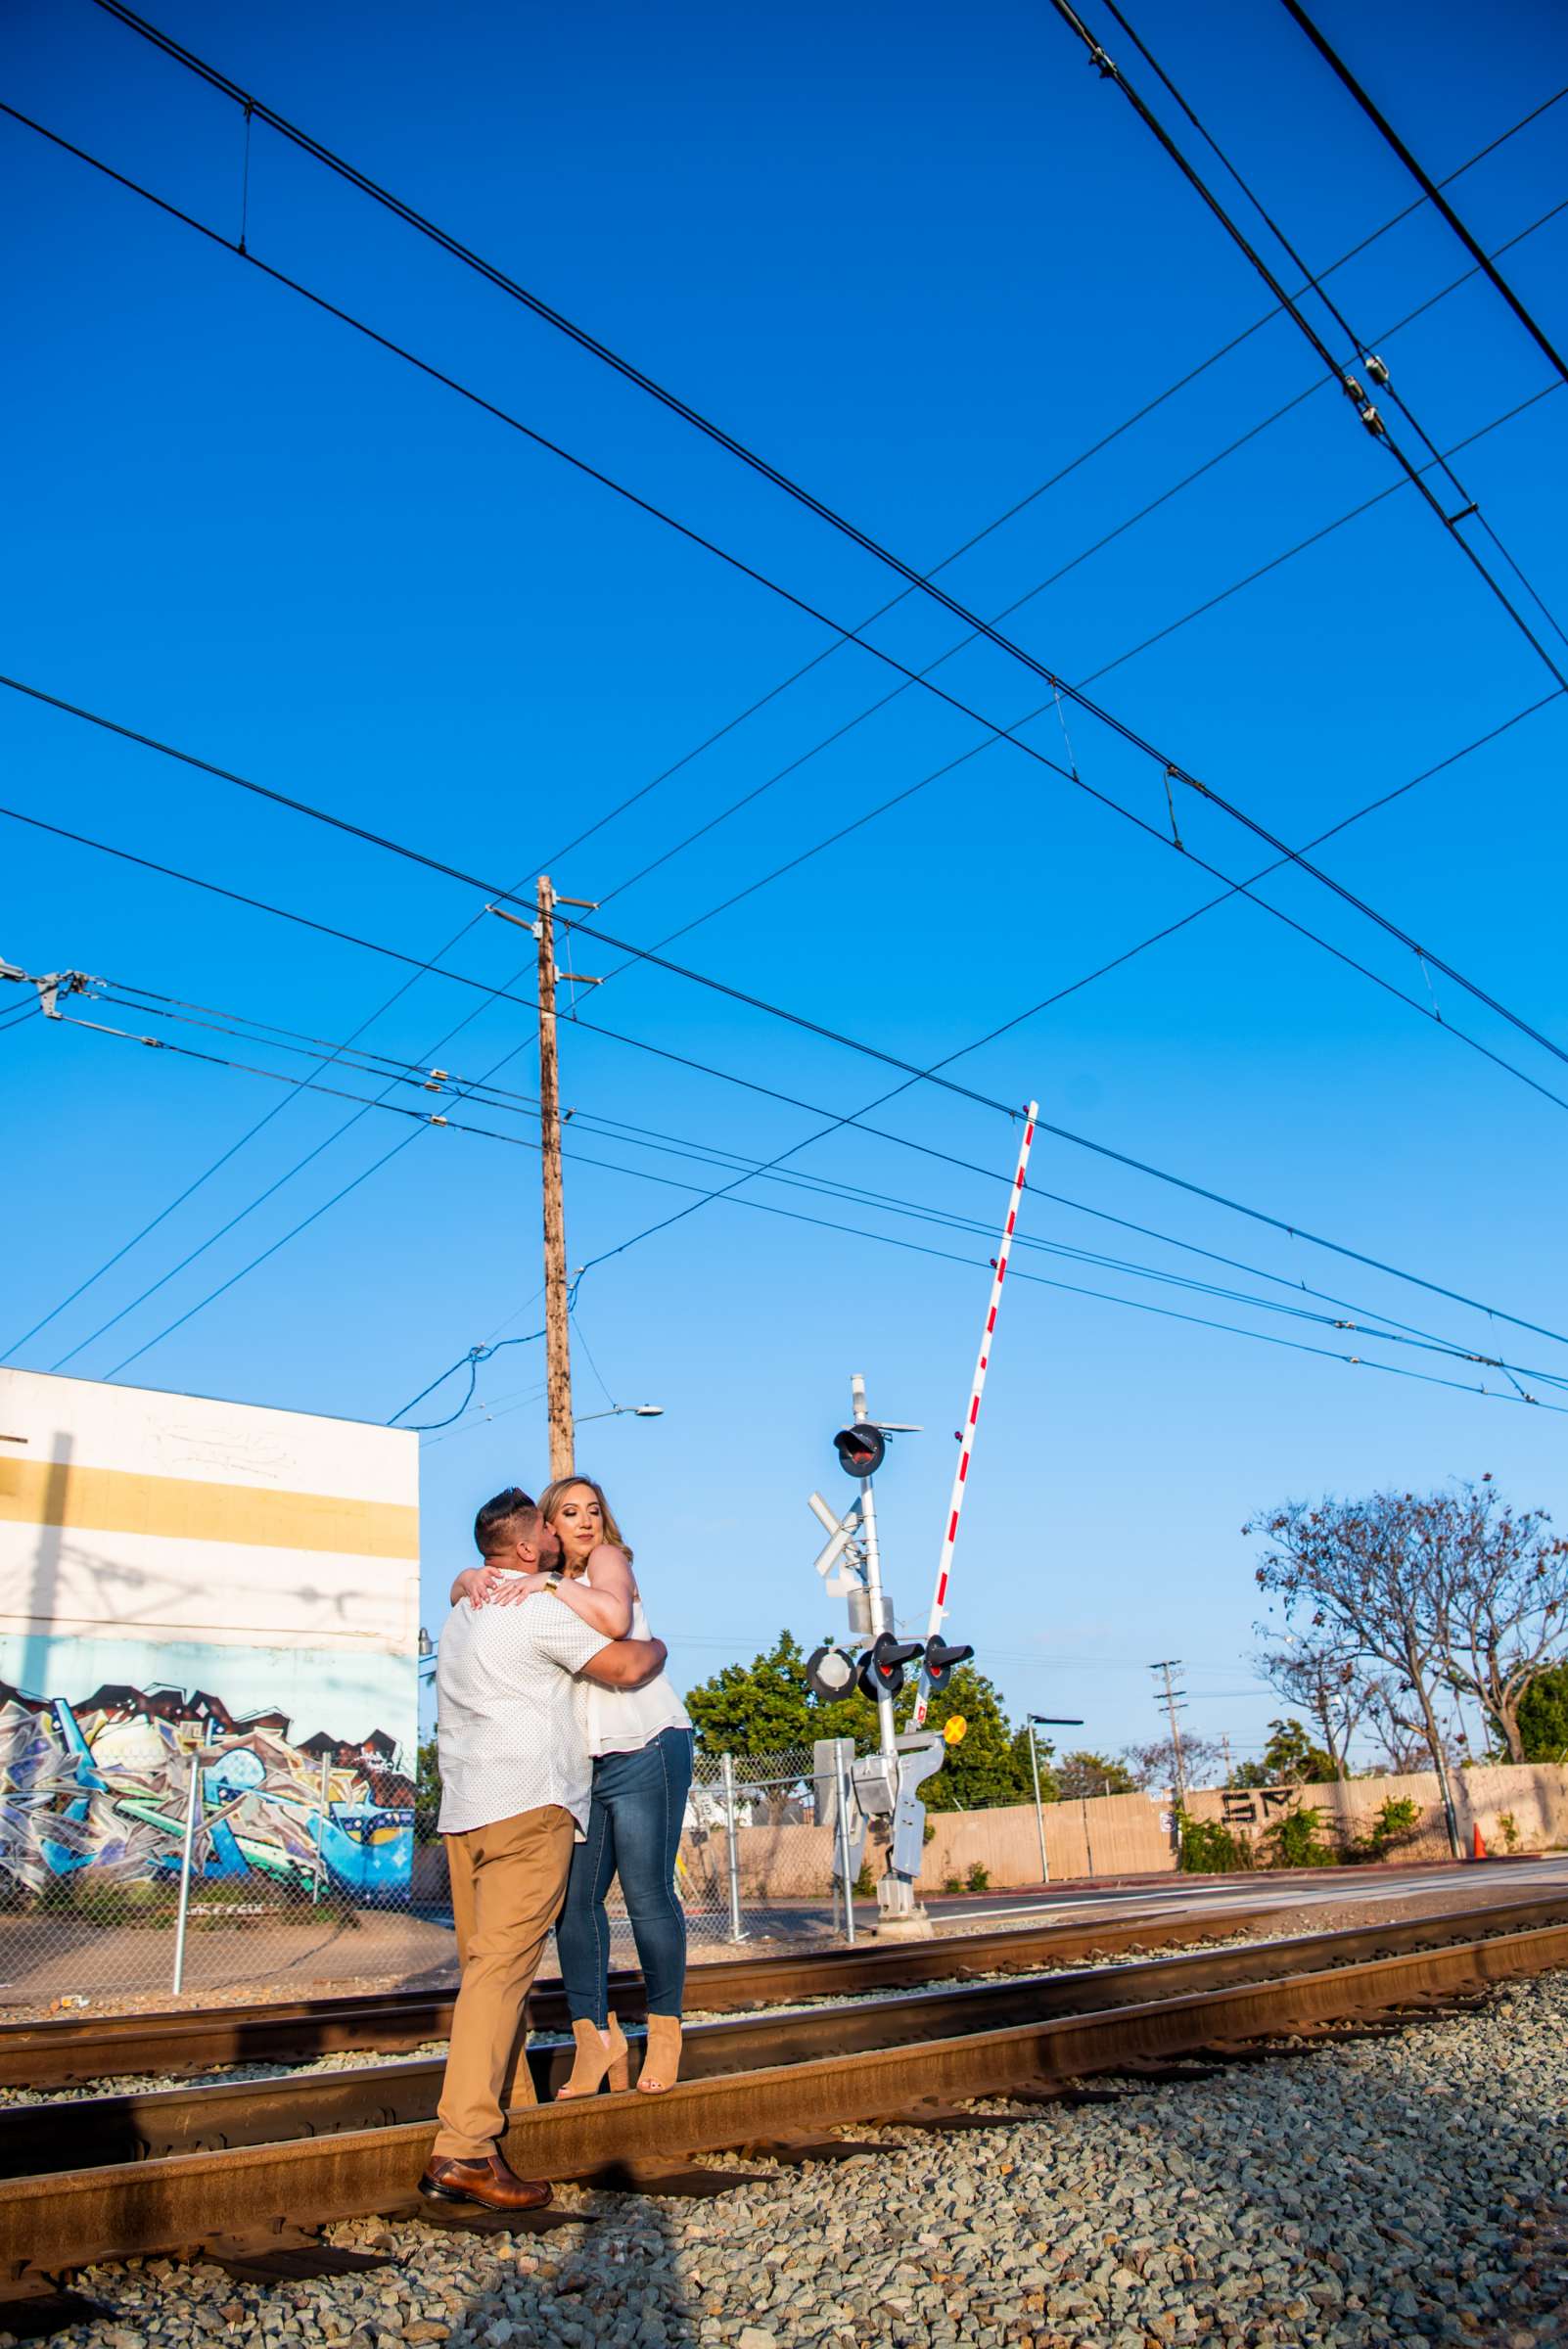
[{"left": 1183, "top": 1764, "right": 1568, "bottom": 1865}]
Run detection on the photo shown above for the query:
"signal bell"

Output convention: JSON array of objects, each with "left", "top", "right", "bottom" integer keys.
[
  {"left": 922, "top": 1636, "right": 974, "bottom": 1694},
  {"left": 857, "top": 1631, "right": 924, "bottom": 1700},
  {"left": 833, "top": 1424, "right": 886, "bottom": 1480}
]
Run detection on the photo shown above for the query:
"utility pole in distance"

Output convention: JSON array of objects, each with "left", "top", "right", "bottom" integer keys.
[{"left": 1151, "top": 1659, "right": 1189, "bottom": 1812}]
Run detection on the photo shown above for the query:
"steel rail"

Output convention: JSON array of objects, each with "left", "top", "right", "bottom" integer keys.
[
  {"left": 0, "top": 1905, "right": 1295, "bottom": 2089},
  {"left": 8, "top": 1892, "right": 1568, "bottom": 2181},
  {"left": 6, "top": 1906, "right": 1568, "bottom": 2281}
]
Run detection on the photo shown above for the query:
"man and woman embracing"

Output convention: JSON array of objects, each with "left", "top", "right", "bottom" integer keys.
[{"left": 419, "top": 1475, "right": 692, "bottom": 2213}]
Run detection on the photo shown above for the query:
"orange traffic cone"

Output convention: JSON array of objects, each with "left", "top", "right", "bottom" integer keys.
[{"left": 1472, "top": 1823, "right": 1487, "bottom": 1860}]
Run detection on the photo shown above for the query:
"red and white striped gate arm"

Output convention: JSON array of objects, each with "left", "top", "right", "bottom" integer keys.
[{"left": 911, "top": 1100, "right": 1038, "bottom": 1729}]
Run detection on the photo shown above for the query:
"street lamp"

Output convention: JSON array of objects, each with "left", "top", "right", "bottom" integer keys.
[
  {"left": 575, "top": 1404, "right": 665, "bottom": 1426},
  {"left": 1027, "top": 1714, "right": 1084, "bottom": 1887}
]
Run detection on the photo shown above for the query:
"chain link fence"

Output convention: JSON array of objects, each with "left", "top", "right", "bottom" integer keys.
[
  {"left": 0, "top": 1704, "right": 429, "bottom": 2019},
  {"left": 0, "top": 1723, "right": 855, "bottom": 2018}
]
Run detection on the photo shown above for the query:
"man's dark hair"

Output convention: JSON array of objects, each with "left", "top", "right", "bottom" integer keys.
[{"left": 474, "top": 1486, "right": 540, "bottom": 1558}]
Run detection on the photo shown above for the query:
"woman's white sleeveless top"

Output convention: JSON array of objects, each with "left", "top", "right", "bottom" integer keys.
[{"left": 576, "top": 1583, "right": 691, "bottom": 1760}]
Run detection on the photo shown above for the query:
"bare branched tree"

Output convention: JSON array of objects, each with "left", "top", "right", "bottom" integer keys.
[
  {"left": 1250, "top": 1490, "right": 1469, "bottom": 1855},
  {"left": 1122, "top": 1733, "right": 1225, "bottom": 1796},
  {"left": 1428, "top": 1478, "right": 1568, "bottom": 1762},
  {"left": 1357, "top": 1669, "right": 1457, "bottom": 1775},
  {"left": 1251, "top": 1631, "right": 1368, "bottom": 1779}
]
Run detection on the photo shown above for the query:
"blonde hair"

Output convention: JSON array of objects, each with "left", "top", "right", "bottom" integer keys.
[{"left": 538, "top": 1476, "right": 633, "bottom": 1573}]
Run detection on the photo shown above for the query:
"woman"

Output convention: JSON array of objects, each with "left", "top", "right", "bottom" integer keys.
[{"left": 451, "top": 1474, "right": 692, "bottom": 2097}]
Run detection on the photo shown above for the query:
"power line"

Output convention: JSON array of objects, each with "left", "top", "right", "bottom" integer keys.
[
  {"left": 18, "top": 230, "right": 1558, "bottom": 1379},
  {"left": 65, "top": 971, "right": 1531, "bottom": 1378},
  {"left": 64, "top": 1002, "right": 1554, "bottom": 1416},
  {"left": 9, "top": 104, "right": 1566, "bottom": 1082},
  {"left": 0, "top": 898, "right": 510, "bottom": 1362},
  {"left": 1089, "top": 0, "right": 1568, "bottom": 665},
  {"left": 1044, "top": 0, "right": 1568, "bottom": 691},
  {"left": 69, "top": 981, "right": 1568, "bottom": 1395},
  {"left": 536, "top": 82, "right": 1566, "bottom": 885},
  {"left": 15, "top": 25, "right": 1551, "bottom": 1385},
  {"left": 8, "top": 790, "right": 1568, "bottom": 1351},
  {"left": 581, "top": 183, "right": 1568, "bottom": 922},
  {"left": 1274, "top": 0, "right": 1568, "bottom": 392},
  {"left": 75, "top": 1, "right": 1568, "bottom": 708}
]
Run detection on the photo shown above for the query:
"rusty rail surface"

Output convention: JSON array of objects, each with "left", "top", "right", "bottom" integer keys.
[
  {"left": 10, "top": 1888, "right": 1568, "bottom": 2180},
  {"left": 6, "top": 1904, "right": 1567, "bottom": 2280},
  {"left": 0, "top": 1903, "right": 1295, "bottom": 2088}
]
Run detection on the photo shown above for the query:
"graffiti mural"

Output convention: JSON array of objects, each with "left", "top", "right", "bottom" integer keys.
[{"left": 0, "top": 1681, "right": 415, "bottom": 1905}]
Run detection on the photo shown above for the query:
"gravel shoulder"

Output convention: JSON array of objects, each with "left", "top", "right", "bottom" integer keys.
[{"left": 24, "top": 1962, "right": 1568, "bottom": 2349}]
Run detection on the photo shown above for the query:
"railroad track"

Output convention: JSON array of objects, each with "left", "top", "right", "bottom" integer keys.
[
  {"left": 6, "top": 1891, "right": 1568, "bottom": 2305},
  {"left": 8, "top": 1891, "right": 1564, "bottom": 2175},
  {"left": 0, "top": 1902, "right": 1293, "bottom": 2089}
]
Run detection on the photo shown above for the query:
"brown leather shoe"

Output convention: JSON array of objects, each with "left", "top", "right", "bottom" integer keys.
[{"left": 418, "top": 2153, "right": 552, "bottom": 2212}]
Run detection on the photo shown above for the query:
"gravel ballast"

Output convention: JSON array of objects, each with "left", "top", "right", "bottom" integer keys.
[{"left": 22, "top": 1962, "right": 1568, "bottom": 2349}]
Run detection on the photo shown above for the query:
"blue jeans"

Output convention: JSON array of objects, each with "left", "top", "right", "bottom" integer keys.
[{"left": 556, "top": 1727, "right": 693, "bottom": 2025}]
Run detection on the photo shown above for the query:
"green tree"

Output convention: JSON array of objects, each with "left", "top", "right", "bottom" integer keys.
[
  {"left": 415, "top": 1735, "right": 441, "bottom": 1843},
  {"left": 685, "top": 1630, "right": 814, "bottom": 1755},
  {"left": 1231, "top": 1717, "right": 1336, "bottom": 1787},
  {"left": 1058, "top": 1750, "right": 1138, "bottom": 1798},
  {"left": 1511, "top": 1661, "right": 1568, "bottom": 1762}
]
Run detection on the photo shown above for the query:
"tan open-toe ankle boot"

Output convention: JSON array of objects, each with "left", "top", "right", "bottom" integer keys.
[
  {"left": 636, "top": 2014, "right": 683, "bottom": 2094},
  {"left": 556, "top": 2015, "right": 629, "bottom": 2098}
]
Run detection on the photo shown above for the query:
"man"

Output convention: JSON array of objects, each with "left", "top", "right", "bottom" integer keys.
[{"left": 419, "top": 1485, "right": 668, "bottom": 2213}]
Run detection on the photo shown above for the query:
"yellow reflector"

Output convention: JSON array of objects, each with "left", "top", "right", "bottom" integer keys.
[{"left": 944, "top": 1715, "right": 968, "bottom": 1746}]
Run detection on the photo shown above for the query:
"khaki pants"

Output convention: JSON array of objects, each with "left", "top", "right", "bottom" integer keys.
[{"left": 433, "top": 1804, "right": 576, "bottom": 2161}]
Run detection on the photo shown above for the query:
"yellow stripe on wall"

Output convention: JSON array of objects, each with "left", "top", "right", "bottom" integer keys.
[{"left": 0, "top": 1456, "right": 420, "bottom": 1560}]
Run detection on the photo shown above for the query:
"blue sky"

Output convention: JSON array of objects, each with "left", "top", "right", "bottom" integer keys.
[{"left": 5, "top": 0, "right": 1566, "bottom": 1769}]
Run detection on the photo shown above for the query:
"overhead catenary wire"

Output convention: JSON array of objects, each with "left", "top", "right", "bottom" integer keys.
[
  {"left": 53, "top": 1001, "right": 1568, "bottom": 1420},
  {"left": 69, "top": 1, "right": 1568, "bottom": 710},
  {"left": 6, "top": 55, "right": 1558, "bottom": 1371},
  {"left": 1087, "top": 0, "right": 1568, "bottom": 662},
  {"left": 75, "top": 978, "right": 1568, "bottom": 1391},
  {"left": 3, "top": 329, "right": 1566, "bottom": 1138},
  {"left": 9, "top": 31, "right": 1558, "bottom": 1428},
  {"left": 1273, "top": 0, "right": 1568, "bottom": 392},
  {"left": 1042, "top": 0, "right": 1568, "bottom": 692},
  {"left": 7, "top": 770, "right": 1568, "bottom": 1354},
  {"left": 7, "top": 105, "right": 1567, "bottom": 1084},
  {"left": 591, "top": 189, "right": 1568, "bottom": 918},
  {"left": 539, "top": 84, "right": 1567, "bottom": 883},
  {"left": 8, "top": 74, "right": 1559, "bottom": 1381}
]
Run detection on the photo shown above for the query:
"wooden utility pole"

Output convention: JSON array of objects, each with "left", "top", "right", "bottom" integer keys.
[
  {"left": 1152, "top": 1658, "right": 1188, "bottom": 1811},
  {"left": 536, "top": 874, "right": 575, "bottom": 1481}
]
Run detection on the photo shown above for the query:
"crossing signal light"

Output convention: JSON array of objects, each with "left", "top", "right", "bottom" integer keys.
[
  {"left": 858, "top": 1632, "right": 924, "bottom": 1700},
  {"left": 923, "top": 1636, "right": 974, "bottom": 1694},
  {"left": 833, "top": 1424, "right": 886, "bottom": 1479}
]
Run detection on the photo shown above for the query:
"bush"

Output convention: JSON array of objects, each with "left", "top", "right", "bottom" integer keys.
[
  {"left": 1176, "top": 1812, "right": 1254, "bottom": 1874},
  {"left": 965, "top": 1861, "right": 991, "bottom": 1892},
  {"left": 1262, "top": 1803, "right": 1335, "bottom": 1869},
  {"left": 1498, "top": 1810, "right": 1522, "bottom": 1854},
  {"left": 853, "top": 1861, "right": 876, "bottom": 1899},
  {"left": 1348, "top": 1794, "right": 1422, "bottom": 1864},
  {"left": 942, "top": 1875, "right": 963, "bottom": 1895}
]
